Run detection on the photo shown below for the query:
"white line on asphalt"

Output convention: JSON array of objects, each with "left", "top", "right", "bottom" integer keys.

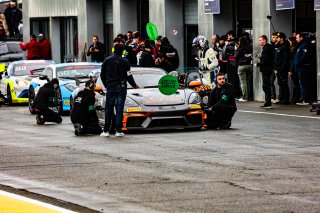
[
  {"left": 0, "top": 190, "right": 77, "bottom": 213},
  {"left": 238, "top": 110, "right": 320, "bottom": 120}
]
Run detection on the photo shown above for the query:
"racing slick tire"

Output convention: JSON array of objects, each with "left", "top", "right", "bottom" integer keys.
[
  {"left": 28, "top": 86, "right": 36, "bottom": 114},
  {"left": 7, "top": 85, "right": 12, "bottom": 105}
]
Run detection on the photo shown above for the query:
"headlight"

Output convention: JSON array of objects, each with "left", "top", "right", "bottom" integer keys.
[
  {"left": 15, "top": 79, "right": 28, "bottom": 87},
  {"left": 125, "top": 97, "right": 138, "bottom": 107},
  {"left": 189, "top": 92, "right": 201, "bottom": 104},
  {"left": 65, "top": 84, "right": 78, "bottom": 92}
]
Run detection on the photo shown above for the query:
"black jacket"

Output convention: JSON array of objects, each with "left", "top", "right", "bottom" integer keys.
[
  {"left": 71, "top": 89, "right": 98, "bottom": 125},
  {"left": 139, "top": 50, "right": 155, "bottom": 67},
  {"left": 274, "top": 42, "right": 290, "bottom": 76},
  {"left": 235, "top": 44, "right": 253, "bottom": 66},
  {"left": 161, "top": 45, "right": 179, "bottom": 70},
  {"left": 101, "top": 53, "right": 137, "bottom": 88},
  {"left": 33, "top": 83, "right": 58, "bottom": 110},
  {"left": 258, "top": 43, "right": 275, "bottom": 73},
  {"left": 87, "top": 42, "right": 105, "bottom": 62},
  {"left": 4, "top": 7, "right": 22, "bottom": 28},
  {"left": 209, "top": 83, "right": 237, "bottom": 112}
]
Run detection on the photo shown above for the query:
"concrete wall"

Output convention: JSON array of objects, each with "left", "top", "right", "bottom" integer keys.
[
  {"left": 198, "top": 0, "right": 213, "bottom": 40},
  {"left": 113, "top": 0, "right": 138, "bottom": 38},
  {"left": 317, "top": 12, "right": 320, "bottom": 100},
  {"left": 149, "top": 0, "right": 165, "bottom": 36},
  {"left": 213, "top": 0, "right": 234, "bottom": 36},
  {"left": 50, "top": 18, "right": 61, "bottom": 63},
  {"left": 270, "top": 0, "right": 292, "bottom": 37},
  {"left": 252, "top": 0, "right": 271, "bottom": 102},
  {"left": 149, "top": 0, "right": 184, "bottom": 68}
]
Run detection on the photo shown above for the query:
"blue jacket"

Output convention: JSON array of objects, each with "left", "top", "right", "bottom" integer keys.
[{"left": 294, "top": 40, "right": 310, "bottom": 72}]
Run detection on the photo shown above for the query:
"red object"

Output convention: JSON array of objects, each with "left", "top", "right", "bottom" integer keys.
[
  {"left": 19, "top": 39, "right": 41, "bottom": 60},
  {"left": 39, "top": 38, "right": 52, "bottom": 60}
]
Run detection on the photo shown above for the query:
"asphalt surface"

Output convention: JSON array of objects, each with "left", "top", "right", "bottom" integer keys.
[{"left": 0, "top": 102, "right": 320, "bottom": 212}]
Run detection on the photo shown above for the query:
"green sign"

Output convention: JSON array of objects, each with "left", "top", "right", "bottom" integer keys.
[
  {"left": 146, "top": 22, "right": 158, "bottom": 41},
  {"left": 158, "top": 75, "right": 179, "bottom": 95}
]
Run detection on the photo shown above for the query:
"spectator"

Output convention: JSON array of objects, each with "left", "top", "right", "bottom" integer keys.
[
  {"left": 0, "top": 13, "right": 8, "bottom": 41},
  {"left": 288, "top": 36, "right": 301, "bottom": 103},
  {"left": 155, "top": 52, "right": 174, "bottom": 72},
  {"left": 235, "top": 36, "right": 253, "bottom": 102},
  {"left": 87, "top": 35, "right": 105, "bottom": 62},
  {"left": 274, "top": 32, "right": 290, "bottom": 104},
  {"left": 4, "top": 0, "right": 22, "bottom": 38},
  {"left": 295, "top": 32, "right": 311, "bottom": 105},
  {"left": 270, "top": 32, "right": 279, "bottom": 103},
  {"left": 256, "top": 35, "right": 275, "bottom": 109},
  {"left": 19, "top": 34, "right": 41, "bottom": 60},
  {"left": 160, "top": 37, "right": 179, "bottom": 70},
  {"left": 38, "top": 33, "right": 52, "bottom": 60},
  {"left": 139, "top": 39, "right": 156, "bottom": 67}
]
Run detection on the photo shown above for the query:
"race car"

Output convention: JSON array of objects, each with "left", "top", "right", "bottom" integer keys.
[
  {"left": 71, "top": 67, "right": 206, "bottom": 131},
  {"left": 28, "top": 62, "right": 101, "bottom": 114},
  {"left": 0, "top": 60, "right": 55, "bottom": 105}
]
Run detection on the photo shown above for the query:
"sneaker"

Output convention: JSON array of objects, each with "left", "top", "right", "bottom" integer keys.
[
  {"left": 100, "top": 132, "right": 110, "bottom": 137},
  {"left": 296, "top": 101, "right": 309, "bottom": 106},
  {"left": 272, "top": 99, "right": 279, "bottom": 104},
  {"left": 74, "top": 123, "right": 83, "bottom": 136},
  {"left": 237, "top": 98, "right": 248, "bottom": 102},
  {"left": 259, "top": 103, "right": 272, "bottom": 109},
  {"left": 115, "top": 132, "right": 125, "bottom": 137},
  {"left": 36, "top": 114, "right": 45, "bottom": 125}
]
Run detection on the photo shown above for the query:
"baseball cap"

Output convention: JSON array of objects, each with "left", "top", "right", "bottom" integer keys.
[{"left": 37, "top": 33, "right": 44, "bottom": 37}]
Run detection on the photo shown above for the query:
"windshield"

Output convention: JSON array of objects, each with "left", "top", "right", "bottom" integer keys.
[
  {"left": 57, "top": 65, "right": 101, "bottom": 79},
  {"left": 13, "top": 63, "right": 53, "bottom": 76},
  {"left": 127, "top": 69, "right": 166, "bottom": 89}
]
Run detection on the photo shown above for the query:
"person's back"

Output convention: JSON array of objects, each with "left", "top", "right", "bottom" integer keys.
[
  {"left": 38, "top": 34, "right": 52, "bottom": 60},
  {"left": 19, "top": 35, "right": 41, "bottom": 60}
]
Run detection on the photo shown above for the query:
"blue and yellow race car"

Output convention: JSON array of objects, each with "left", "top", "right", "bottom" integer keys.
[{"left": 0, "top": 60, "right": 55, "bottom": 105}]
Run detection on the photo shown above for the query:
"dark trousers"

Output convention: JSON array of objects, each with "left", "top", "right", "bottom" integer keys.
[
  {"left": 227, "top": 62, "right": 241, "bottom": 97},
  {"left": 206, "top": 105, "right": 236, "bottom": 129},
  {"left": 298, "top": 71, "right": 310, "bottom": 103},
  {"left": 277, "top": 73, "right": 290, "bottom": 102},
  {"left": 104, "top": 84, "right": 127, "bottom": 133},
  {"left": 75, "top": 121, "right": 102, "bottom": 135},
  {"left": 262, "top": 72, "right": 272, "bottom": 105},
  {"left": 270, "top": 71, "right": 276, "bottom": 99},
  {"left": 290, "top": 71, "right": 301, "bottom": 103},
  {"left": 40, "top": 108, "right": 62, "bottom": 123}
]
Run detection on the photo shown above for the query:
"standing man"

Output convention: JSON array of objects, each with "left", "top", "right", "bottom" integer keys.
[
  {"left": 274, "top": 32, "right": 290, "bottom": 104},
  {"left": 71, "top": 80, "right": 102, "bottom": 136},
  {"left": 256, "top": 35, "right": 275, "bottom": 109},
  {"left": 4, "top": 0, "right": 22, "bottom": 38},
  {"left": 205, "top": 72, "right": 237, "bottom": 129},
  {"left": 100, "top": 44, "right": 139, "bottom": 137},
  {"left": 87, "top": 35, "right": 105, "bottom": 62},
  {"left": 295, "top": 32, "right": 311, "bottom": 105},
  {"left": 33, "top": 78, "right": 62, "bottom": 125},
  {"left": 19, "top": 34, "right": 41, "bottom": 60},
  {"left": 38, "top": 33, "right": 52, "bottom": 60}
]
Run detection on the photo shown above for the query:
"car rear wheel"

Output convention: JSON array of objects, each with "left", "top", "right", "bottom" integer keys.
[
  {"left": 28, "top": 86, "right": 36, "bottom": 114},
  {"left": 7, "top": 85, "right": 12, "bottom": 105},
  {"left": 55, "top": 87, "right": 63, "bottom": 114}
]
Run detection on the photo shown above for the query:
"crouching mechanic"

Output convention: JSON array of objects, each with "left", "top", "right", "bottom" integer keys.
[
  {"left": 33, "top": 78, "right": 63, "bottom": 125},
  {"left": 71, "top": 80, "right": 102, "bottom": 136},
  {"left": 205, "top": 72, "right": 237, "bottom": 129}
]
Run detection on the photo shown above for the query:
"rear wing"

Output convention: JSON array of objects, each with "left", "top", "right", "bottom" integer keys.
[{"left": 29, "top": 68, "right": 45, "bottom": 77}]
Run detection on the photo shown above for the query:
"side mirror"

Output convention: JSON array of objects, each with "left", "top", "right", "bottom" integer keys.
[
  {"left": 39, "top": 75, "right": 49, "bottom": 81},
  {"left": 188, "top": 81, "right": 202, "bottom": 87},
  {"left": 94, "top": 85, "right": 103, "bottom": 92}
]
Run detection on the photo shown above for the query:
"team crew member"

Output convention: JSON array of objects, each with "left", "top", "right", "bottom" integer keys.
[
  {"left": 71, "top": 80, "right": 102, "bottom": 136},
  {"left": 87, "top": 35, "right": 105, "bottom": 62},
  {"left": 19, "top": 34, "right": 41, "bottom": 60},
  {"left": 33, "top": 78, "right": 62, "bottom": 125},
  {"left": 205, "top": 72, "right": 237, "bottom": 129},
  {"left": 100, "top": 44, "right": 139, "bottom": 137},
  {"left": 38, "top": 33, "right": 52, "bottom": 60}
]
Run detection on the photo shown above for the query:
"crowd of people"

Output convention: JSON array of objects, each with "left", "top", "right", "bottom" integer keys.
[
  {"left": 86, "top": 31, "right": 180, "bottom": 73},
  {"left": 0, "top": 0, "right": 22, "bottom": 41},
  {"left": 192, "top": 30, "right": 317, "bottom": 108}
]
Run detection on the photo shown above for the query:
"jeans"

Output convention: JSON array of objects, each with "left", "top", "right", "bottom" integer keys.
[
  {"left": 297, "top": 71, "right": 310, "bottom": 103},
  {"left": 237, "top": 65, "right": 251, "bottom": 100},
  {"left": 104, "top": 84, "right": 127, "bottom": 133},
  {"left": 262, "top": 72, "right": 272, "bottom": 105}
]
